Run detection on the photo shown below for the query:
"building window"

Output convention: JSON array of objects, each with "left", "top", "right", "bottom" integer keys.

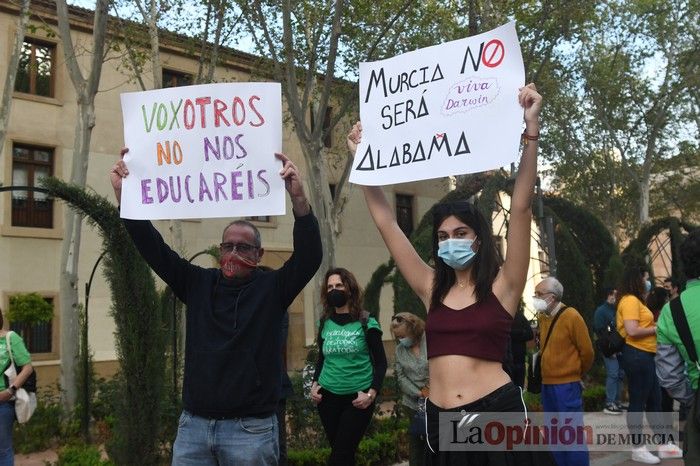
[
  {"left": 15, "top": 38, "right": 55, "bottom": 97},
  {"left": 396, "top": 194, "right": 414, "bottom": 237},
  {"left": 10, "top": 298, "right": 54, "bottom": 354},
  {"left": 162, "top": 69, "right": 192, "bottom": 88},
  {"left": 12, "top": 144, "right": 54, "bottom": 228},
  {"left": 310, "top": 106, "right": 333, "bottom": 148}
]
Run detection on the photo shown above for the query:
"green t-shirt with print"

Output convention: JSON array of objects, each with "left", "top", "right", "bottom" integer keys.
[
  {"left": 0, "top": 331, "right": 32, "bottom": 390},
  {"left": 318, "top": 317, "right": 381, "bottom": 395}
]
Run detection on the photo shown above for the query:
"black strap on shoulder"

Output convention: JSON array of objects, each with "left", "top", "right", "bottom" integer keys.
[
  {"left": 541, "top": 307, "right": 568, "bottom": 354},
  {"left": 359, "top": 310, "right": 370, "bottom": 334},
  {"left": 669, "top": 297, "right": 698, "bottom": 363},
  {"left": 359, "top": 310, "right": 375, "bottom": 369}
]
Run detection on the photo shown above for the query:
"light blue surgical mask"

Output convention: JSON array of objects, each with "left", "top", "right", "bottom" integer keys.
[
  {"left": 645, "top": 280, "right": 652, "bottom": 293},
  {"left": 437, "top": 238, "right": 476, "bottom": 270},
  {"left": 398, "top": 337, "right": 413, "bottom": 347}
]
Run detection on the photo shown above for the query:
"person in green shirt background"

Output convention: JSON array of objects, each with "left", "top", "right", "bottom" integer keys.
[
  {"left": 1, "top": 309, "right": 34, "bottom": 466},
  {"left": 311, "top": 268, "right": 388, "bottom": 466},
  {"left": 656, "top": 228, "right": 700, "bottom": 463}
]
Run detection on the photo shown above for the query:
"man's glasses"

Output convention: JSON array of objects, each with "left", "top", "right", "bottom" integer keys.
[
  {"left": 219, "top": 242, "right": 259, "bottom": 255},
  {"left": 391, "top": 315, "right": 405, "bottom": 323}
]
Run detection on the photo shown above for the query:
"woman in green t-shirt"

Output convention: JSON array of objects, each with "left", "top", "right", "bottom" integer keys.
[
  {"left": 311, "top": 268, "right": 388, "bottom": 466},
  {"left": 1, "top": 309, "right": 34, "bottom": 466}
]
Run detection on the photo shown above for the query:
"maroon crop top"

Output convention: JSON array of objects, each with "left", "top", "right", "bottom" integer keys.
[{"left": 425, "top": 292, "right": 513, "bottom": 361}]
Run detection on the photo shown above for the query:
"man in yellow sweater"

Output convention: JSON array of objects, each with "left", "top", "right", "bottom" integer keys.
[{"left": 535, "top": 277, "right": 594, "bottom": 466}]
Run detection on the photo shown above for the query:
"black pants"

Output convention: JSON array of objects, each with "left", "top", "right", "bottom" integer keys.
[
  {"left": 425, "top": 382, "right": 557, "bottom": 466},
  {"left": 317, "top": 388, "right": 375, "bottom": 466}
]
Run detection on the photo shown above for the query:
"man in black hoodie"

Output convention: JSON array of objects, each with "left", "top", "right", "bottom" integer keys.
[{"left": 111, "top": 148, "right": 322, "bottom": 465}]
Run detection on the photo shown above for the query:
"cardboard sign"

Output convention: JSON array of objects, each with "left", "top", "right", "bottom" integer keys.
[
  {"left": 120, "top": 83, "right": 284, "bottom": 219},
  {"left": 350, "top": 22, "right": 525, "bottom": 186}
]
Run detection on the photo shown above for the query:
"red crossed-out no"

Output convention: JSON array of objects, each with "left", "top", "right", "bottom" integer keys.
[{"left": 482, "top": 39, "right": 505, "bottom": 68}]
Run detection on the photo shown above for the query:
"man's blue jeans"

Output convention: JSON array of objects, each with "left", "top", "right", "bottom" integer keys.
[
  {"left": 603, "top": 354, "right": 624, "bottom": 405},
  {"left": 172, "top": 411, "right": 278, "bottom": 466},
  {"left": 542, "top": 382, "right": 590, "bottom": 466},
  {"left": 0, "top": 402, "right": 15, "bottom": 466}
]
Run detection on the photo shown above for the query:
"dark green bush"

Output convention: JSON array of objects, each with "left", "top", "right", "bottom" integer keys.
[
  {"left": 582, "top": 384, "right": 606, "bottom": 412},
  {"left": 57, "top": 443, "right": 113, "bottom": 466},
  {"left": 13, "top": 388, "right": 68, "bottom": 453},
  {"left": 288, "top": 448, "right": 331, "bottom": 466}
]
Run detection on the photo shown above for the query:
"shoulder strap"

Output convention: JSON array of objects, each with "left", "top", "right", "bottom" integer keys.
[
  {"left": 359, "top": 310, "right": 370, "bottom": 334},
  {"left": 5, "top": 332, "right": 15, "bottom": 364},
  {"left": 669, "top": 297, "right": 698, "bottom": 364},
  {"left": 541, "top": 307, "right": 568, "bottom": 353}
]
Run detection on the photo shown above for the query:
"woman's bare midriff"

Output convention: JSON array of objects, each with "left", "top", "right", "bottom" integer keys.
[{"left": 428, "top": 354, "right": 511, "bottom": 408}]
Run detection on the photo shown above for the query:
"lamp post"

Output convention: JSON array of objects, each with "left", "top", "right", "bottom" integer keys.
[{"left": 82, "top": 250, "right": 107, "bottom": 442}]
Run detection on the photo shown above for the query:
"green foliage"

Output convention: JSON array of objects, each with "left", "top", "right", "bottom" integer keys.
[
  {"left": 287, "top": 419, "right": 405, "bottom": 466},
  {"left": 7, "top": 292, "right": 53, "bottom": 325},
  {"left": 545, "top": 0, "right": 699, "bottom": 232},
  {"left": 57, "top": 443, "right": 113, "bottom": 466},
  {"left": 582, "top": 384, "right": 606, "bottom": 412},
  {"left": 288, "top": 448, "right": 331, "bottom": 466},
  {"left": 286, "top": 372, "right": 327, "bottom": 451},
  {"left": 523, "top": 390, "right": 543, "bottom": 412},
  {"left": 362, "top": 260, "right": 394, "bottom": 320},
  {"left": 41, "top": 177, "right": 168, "bottom": 465},
  {"left": 13, "top": 388, "right": 66, "bottom": 453},
  {"left": 547, "top": 207, "right": 595, "bottom": 327},
  {"left": 544, "top": 196, "right": 619, "bottom": 298}
]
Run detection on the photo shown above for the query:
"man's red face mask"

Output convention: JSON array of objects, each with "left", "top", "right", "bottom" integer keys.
[{"left": 219, "top": 224, "right": 262, "bottom": 278}]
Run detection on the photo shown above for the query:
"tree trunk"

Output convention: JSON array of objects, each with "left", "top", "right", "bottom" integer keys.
[
  {"left": 639, "top": 176, "right": 650, "bottom": 225},
  {"left": 299, "top": 141, "right": 336, "bottom": 322},
  {"left": 55, "top": 0, "right": 108, "bottom": 409},
  {"left": 0, "top": 0, "right": 31, "bottom": 156},
  {"left": 60, "top": 100, "right": 95, "bottom": 407},
  {"left": 147, "top": 0, "right": 162, "bottom": 89}
]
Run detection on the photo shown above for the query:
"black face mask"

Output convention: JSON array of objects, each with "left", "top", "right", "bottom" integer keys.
[{"left": 327, "top": 289, "right": 348, "bottom": 308}]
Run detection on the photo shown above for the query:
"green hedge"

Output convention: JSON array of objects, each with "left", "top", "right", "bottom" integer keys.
[{"left": 288, "top": 426, "right": 406, "bottom": 466}]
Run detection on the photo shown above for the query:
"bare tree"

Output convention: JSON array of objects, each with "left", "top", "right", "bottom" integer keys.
[
  {"left": 55, "top": 0, "right": 111, "bottom": 408},
  {"left": 0, "top": 0, "right": 32, "bottom": 157},
  {"left": 237, "top": 0, "right": 451, "bottom": 318}
]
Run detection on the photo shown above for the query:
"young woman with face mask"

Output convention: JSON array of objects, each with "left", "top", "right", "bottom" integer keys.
[
  {"left": 349, "top": 84, "right": 555, "bottom": 465},
  {"left": 310, "top": 268, "right": 388, "bottom": 466},
  {"left": 391, "top": 312, "right": 429, "bottom": 466},
  {"left": 616, "top": 265, "right": 680, "bottom": 463}
]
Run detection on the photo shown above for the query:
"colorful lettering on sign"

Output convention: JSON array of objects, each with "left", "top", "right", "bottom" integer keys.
[{"left": 140, "top": 95, "right": 266, "bottom": 133}]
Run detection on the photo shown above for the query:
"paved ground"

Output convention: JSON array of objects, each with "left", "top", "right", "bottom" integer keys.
[{"left": 15, "top": 448, "right": 686, "bottom": 466}]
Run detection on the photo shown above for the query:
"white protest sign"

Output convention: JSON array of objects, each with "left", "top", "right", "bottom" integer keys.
[
  {"left": 350, "top": 21, "right": 525, "bottom": 186},
  {"left": 120, "top": 82, "right": 284, "bottom": 219}
]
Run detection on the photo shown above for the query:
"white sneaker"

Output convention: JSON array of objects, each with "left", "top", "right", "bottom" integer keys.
[
  {"left": 657, "top": 441, "right": 683, "bottom": 459},
  {"left": 631, "top": 446, "right": 660, "bottom": 464}
]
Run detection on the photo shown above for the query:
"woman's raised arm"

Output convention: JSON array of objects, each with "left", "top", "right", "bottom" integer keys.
[
  {"left": 493, "top": 84, "right": 542, "bottom": 314},
  {"left": 348, "top": 122, "right": 434, "bottom": 305}
]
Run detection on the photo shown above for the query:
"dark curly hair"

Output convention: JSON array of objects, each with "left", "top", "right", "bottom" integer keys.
[{"left": 320, "top": 268, "right": 364, "bottom": 322}]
